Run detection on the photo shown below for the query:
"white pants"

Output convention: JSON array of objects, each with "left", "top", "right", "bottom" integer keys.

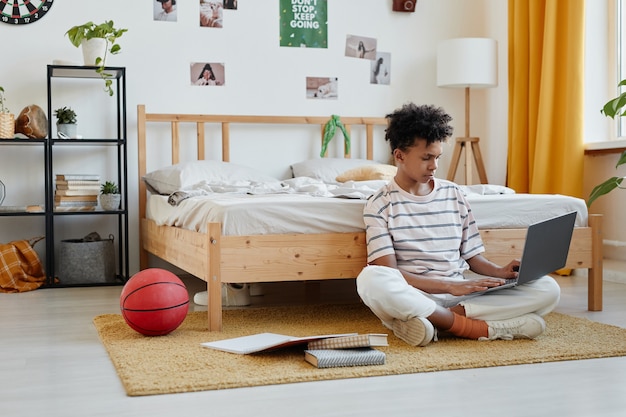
[{"left": 356, "top": 265, "right": 561, "bottom": 329}]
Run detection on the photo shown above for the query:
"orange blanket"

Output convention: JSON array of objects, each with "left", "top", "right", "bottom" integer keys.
[{"left": 0, "top": 238, "right": 46, "bottom": 293}]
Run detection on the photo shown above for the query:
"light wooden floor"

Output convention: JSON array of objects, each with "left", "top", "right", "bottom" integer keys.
[{"left": 2, "top": 272, "right": 626, "bottom": 417}]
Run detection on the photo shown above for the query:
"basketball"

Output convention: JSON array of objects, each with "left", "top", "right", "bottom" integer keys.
[{"left": 120, "top": 268, "right": 189, "bottom": 336}]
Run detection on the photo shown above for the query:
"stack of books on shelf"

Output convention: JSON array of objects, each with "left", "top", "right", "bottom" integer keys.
[
  {"left": 201, "top": 332, "right": 388, "bottom": 369},
  {"left": 55, "top": 174, "right": 100, "bottom": 211}
]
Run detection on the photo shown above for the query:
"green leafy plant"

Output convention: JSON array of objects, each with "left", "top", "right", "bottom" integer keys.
[
  {"left": 65, "top": 21, "right": 128, "bottom": 96},
  {"left": 100, "top": 181, "right": 119, "bottom": 195},
  {"left": 0, "top": 86, "right": 9, "bottom": 114},
  {"left": 588, "top": 79, "right": 626, "bottom": 207},
  {"left": 53, "top": 106, "right": 77, "bottom": 124}
]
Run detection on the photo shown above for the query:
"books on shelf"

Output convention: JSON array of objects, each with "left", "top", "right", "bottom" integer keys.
[
  {"left": 55, "top": 174, "right": 100, "bottom": 181},
  {"left": 307, "top": 333, "right": 388, "bottom": 350},
  {"left": 55, "top": 189, "right": 100, "bottom": 196},
  {"left": 304, "top": 348, "right": 386, "bottom": 368},
  {"left": 54, "top": 195, "right": 98, "bottom": 203},
  {"left": 54, "top": 206, "right": 96, "bottom": 212},
  {"left": 56, "top": 180, "right": 101, "bottom": 190},
  {"left": 200, "top": 332, "right": 357, "bottom": 354}
]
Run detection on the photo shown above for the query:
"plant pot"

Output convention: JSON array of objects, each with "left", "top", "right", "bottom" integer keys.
[
  {"left": 0, "top": 113, "right": 15, "bottom": 138},
  {"left": 81, "top": 38, "right": 107, "bottom": 66},
  {"left": 99, "top": 193, "right": 121, "bottom": 211},
  {"left": 56, "top": 123, "right": 78, "bottom": 139}
]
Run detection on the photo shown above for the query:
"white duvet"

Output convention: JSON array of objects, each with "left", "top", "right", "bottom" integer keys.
[{"left": 146, "top": 178, "right": 588, "bottom": 235}]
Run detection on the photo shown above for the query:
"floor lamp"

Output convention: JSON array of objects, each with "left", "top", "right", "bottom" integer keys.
[{"left": 437, "top": 38, "right": 498, "bottom": 184}]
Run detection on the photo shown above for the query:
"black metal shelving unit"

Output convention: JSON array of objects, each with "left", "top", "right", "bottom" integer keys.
[{"left": 45, "top": 65, "right": 129, "bottom": 286}]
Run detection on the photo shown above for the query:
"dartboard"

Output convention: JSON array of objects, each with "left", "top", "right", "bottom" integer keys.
[{"left": 0, "top": 0, "right": 53, "bottom": 25}]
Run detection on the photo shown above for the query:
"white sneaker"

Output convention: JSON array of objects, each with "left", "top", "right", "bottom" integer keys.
[
  {"left": 392, "top": 317, "right": 435, "bottom": 347},
  {"left": 483, "top": 313, "right": 546, "bottom": 340},
  {"left": 193, "top": 283, "right": 251, "bottom": 306}
]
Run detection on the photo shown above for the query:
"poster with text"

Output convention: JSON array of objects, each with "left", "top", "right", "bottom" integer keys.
[{"left": 280, "top": 0, "right": 327, "bottom": 48}]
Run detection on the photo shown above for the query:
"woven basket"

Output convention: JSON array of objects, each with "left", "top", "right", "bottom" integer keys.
[{"left": 0, "top": 113, "right": 15, "bottom": 139}]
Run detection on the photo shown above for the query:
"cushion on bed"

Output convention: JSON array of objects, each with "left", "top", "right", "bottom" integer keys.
[
  {"left": 336, "top": 164, "right": 397, "bottom": 182},
  {"left": 143, "top": 160, "right": 280, "bottom": 195},
  {"left": 290, "top": 158, "right": 379, "bottom": 183}
]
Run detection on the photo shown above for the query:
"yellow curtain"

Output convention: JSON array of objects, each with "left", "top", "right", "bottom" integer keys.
[{"left": 507, "top": 0, "right": 585, "bottom": 197}]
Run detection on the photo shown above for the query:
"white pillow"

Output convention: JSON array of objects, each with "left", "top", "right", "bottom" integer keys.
[
  {"left": 143, "top": 160, "right": 280, "bottom": 195},
  {"left": 290, "top": 158, "right": 379, "bottom": 183}
]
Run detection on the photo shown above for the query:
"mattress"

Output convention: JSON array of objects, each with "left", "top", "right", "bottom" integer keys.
[{"left": 146, "top": 191, "right": 588, "bottom": 235}]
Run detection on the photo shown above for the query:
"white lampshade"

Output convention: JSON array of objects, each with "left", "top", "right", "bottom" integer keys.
[{"left": 437, "top": 38, "right": 498, "bottom": 88}]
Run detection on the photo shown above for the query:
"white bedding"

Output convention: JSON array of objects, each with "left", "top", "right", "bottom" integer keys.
[{"left": 146, "top": 181, "right": 588, "bottom": 235}]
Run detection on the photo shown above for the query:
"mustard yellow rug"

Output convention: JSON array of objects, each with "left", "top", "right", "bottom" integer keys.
[{"left": 93, "top": 303, "right": 626, "bottom": 396}]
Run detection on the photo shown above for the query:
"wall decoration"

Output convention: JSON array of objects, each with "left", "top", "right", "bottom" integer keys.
[
  {"left": 370, "top": 52, "right": 391, "bottom": 85},
  {"left": 224, "top": 0, "right": 238, "bottom": 10},
  {"left": 0, "top": 0, "right": 53, "bottom": 25},
  {"left": 392, "top": 0, "right": 416, "bottom": 13},
  {"left": 200, "top": 1, "right": 223, "bottom": 28},
  {"left": 306, "top": 77, "right": 337, "bottom": 99},
  {"left": 154, "top": 0, "right": 177, "bottom": 22},
  {"left": 191, "top": 62, "right": 225, "bottom": 86},
  {"left": 345, "top": 35, "right": 377, "bottom": 60},
  {"left": 280, "top": 0, "right": 327, "bottom": 48}
]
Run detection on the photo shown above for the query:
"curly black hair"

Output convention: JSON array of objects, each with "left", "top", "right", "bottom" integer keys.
[{"left": 384, "top": 103, "right": 453, "bottom": 153}]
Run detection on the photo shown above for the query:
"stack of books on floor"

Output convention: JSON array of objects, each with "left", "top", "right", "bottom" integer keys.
[
  {"left": 55, "top": 174, "right": 100, "bottom": 211},
  {"left": 304, "top": 333, "right": 388, "bottom": 368},
  {"left": 201, "top": 332, "right": 388, "bottom": 369}
]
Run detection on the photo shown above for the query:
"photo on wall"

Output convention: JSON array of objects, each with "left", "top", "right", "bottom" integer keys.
[
  {"left": 345, "top": 35, "right": 377, "bottom": 60},
  {"left": 280, "top": 0, "right": 328, "bottom": 48},
  {"left": 191, "top": 62, "right": 225, "bottom": 86},
  {"left": 306, "top": 77, "right": 337, "bottom": 99},
  {"left": 224, "top": 0, "right": 238, "bottom": 10},
  {"left": 200, "top": 0, "right": 223, "bottom": 28},
  {"left": 371, "top": 52, "right": 391, "bottom": 85},
  {"left": 154, "top": 0, "right": 178, "bottom": 22}
]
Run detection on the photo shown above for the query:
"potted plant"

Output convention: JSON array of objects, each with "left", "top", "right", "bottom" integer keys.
[
  {"left": 99, "top": 180, "right": 121, "bottom": 211},
  {"left": 53, "top": 106, "right": 78, "bottom": 139},
  {"left": 65, "top": 21, "right": 128, "bottom": 96},
  {"left": 587, "top": 80, "right": 626, "bottom": 207},
  {"left": 0, "top": 86, "right": 15, "bottom": 138}
]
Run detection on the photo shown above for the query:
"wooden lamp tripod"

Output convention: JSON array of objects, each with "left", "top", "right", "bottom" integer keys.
[
  {"left": 446, "top": 87, "right": 489, "bottom": 184},
  {"left": 436, "top": 37, "right": 498, "bottom": 184}
]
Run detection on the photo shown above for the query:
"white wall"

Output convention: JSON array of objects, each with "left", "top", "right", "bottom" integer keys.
[{"left": 0, "top": 0, "right": 513, "bottom": 275}]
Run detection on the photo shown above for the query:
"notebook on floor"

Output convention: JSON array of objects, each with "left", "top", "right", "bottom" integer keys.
[{"left": 466, "top": 211, "right": 577, "bottom": 293}]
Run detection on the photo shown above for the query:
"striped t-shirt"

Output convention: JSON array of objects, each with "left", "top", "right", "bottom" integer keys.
[{"left": 363, "top": 178, "right": 484, "bottom": 280}]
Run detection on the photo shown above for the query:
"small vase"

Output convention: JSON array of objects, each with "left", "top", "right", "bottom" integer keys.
[
  {"left": 57, "top": 123, "right": 78, "bottom": 139},
  {"left": 100, "top": 194, "right": 121, "bottom": 211},
  {"left": 0, "top": 113, "right": 15, "bottom": 138},
  {"left": 81, "top": 38, "right": 108, "bottom": 66}
]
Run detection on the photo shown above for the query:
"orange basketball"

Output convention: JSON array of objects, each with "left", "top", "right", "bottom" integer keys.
[{"left": 120, "top": 268, "right": 189, "bottom": 336}]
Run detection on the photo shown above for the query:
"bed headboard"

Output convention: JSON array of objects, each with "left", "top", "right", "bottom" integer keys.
[{"left": 136, "top": 104, "right": 388, "bottom": 221}]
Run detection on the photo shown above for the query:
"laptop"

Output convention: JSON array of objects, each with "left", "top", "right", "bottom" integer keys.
[{"left": 466, "top": 211, "right": 577, "bottom": 293}]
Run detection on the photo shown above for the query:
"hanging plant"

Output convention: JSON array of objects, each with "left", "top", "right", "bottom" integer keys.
[
  {"left": 587, "top": 79, "right": 626, "bottom": 207},
  {"left": 320, "top": 115, "right": 350, "bottom": 157}
]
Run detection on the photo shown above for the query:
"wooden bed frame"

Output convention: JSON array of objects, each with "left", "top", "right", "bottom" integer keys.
[{"left": 137, "top": 104, "right": 604, "bottom": 331}]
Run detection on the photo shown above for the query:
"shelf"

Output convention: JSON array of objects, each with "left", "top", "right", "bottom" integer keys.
[
  {"left": 50, "top": 138, "right": 126, "bottom": 145},
  {"left": 48, "top": 65, "right": 125, "bottom": 80},
  {"left": 0, "top": 138, "right": 46, "bottom": 144},
  {"left": 0, "top": 210, "right": 46, "bottom": 217},
  {"left": 52, "top": 209, "right": 127, "bottom": 215}
]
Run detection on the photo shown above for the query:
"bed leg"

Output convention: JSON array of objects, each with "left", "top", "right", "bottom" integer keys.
[
  {"left": 587, "top": 214, "right": 603, "bottom": 311},
  {"left": 207, "top": 223, "right": 223, "bottom": 331}
]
